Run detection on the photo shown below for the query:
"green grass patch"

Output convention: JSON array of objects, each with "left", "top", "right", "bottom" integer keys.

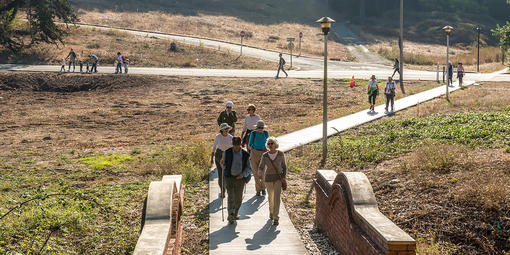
[{"left": 78, "top": 155, "right": 134, "bottom": 170}]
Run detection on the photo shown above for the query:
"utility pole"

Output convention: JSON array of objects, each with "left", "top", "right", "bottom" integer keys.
[
  {"left": 399, "top": 0, "right": 405, "bottom": 94},
  {"left": 477, "top": 27, "right": 480, "bottom": 73}
]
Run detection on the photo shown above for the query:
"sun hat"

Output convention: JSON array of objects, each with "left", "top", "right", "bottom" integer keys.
[
  {"left": 247, "top": 104, "right": 256, "bottom": 111},
  {"left": 226, "top": 101, "right": 234, "bottom": 107},
  {"left": 256, "top": 120, "right": 267, "bottom": 129},
  {"left": 232, "top": 136, "right": 242, "bottom": 145},
  {"left": 219, "top": 123, "right": 231, "bottom": 131}
]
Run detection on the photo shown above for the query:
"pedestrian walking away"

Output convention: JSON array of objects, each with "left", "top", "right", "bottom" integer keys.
[
  {"left": 66, "top": 49, "right": 77, "bottom": 72},
  {"left": 385, "top": 76, "right": 396, "bottom": 113},
  {"left": 211, "top": 123, "right": 233, "bottom": 198},
  {"left": 258, "top": 137, "right": 287, "bottom": 226},
  {"left": 275, "top": 53, "right": 288, "bottom": 79},
  {"left": 448, "top": 62, "right": 453, "bottom": 86},
  {"left": 241, "top": 104, "right": 261, "bottom": 149},
  {"left": 89, "top": 54, "right": 98, "bottom": 73},
  {"left": 391, "top": 58, "right": 400, "bottom": 78},
  {"left": 248, "top": 120, "right": 269, "bottom": 196},
  {"left": 217, "top": 101, "right": 238, "bottom": 135},
  {"left": 221, "top": 136, "right": 251, "bottom": 224},
  {"left": 368, "top": 75, "right": 379, "bottom": 112},
  {"left": 115, "top": 52, "right": 123, "bottom": 74},
  {"left": 124, "top": 58, "right": 129, "bottom": 74},
  {"left": 60, "top": 58, "right": 66, "bottom": 72},
  {"left": 457, "top": 62, "right": 464, "bottom": 87}
]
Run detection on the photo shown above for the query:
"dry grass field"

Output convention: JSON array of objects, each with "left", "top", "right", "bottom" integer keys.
[{"left": 77, "top": 10, "right": 355, "bottom": 62}]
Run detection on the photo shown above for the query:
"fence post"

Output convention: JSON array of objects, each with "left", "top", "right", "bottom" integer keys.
[
  {"left": 436, "top": 63, "right": 439, "bottom": 83},
  {"left": 442, "top": 66, "right": 445, "bottom": 83}
]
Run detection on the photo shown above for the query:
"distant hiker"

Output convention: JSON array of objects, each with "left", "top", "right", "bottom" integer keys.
[
  {"left": 211, "top": 123, "right": 233, "bottom": 198},
  {"left": 385, "top": 76, "right": 396, "bottom": 113},
  {"left": 115, "top": 52, "right": 123, "bottom": 74},
  {"left": 275, "top": 53, "right": 288, "bottom": 79},
  {"left": 241, "top": 104, "right": 261, "bottom": 148},
  {"left": 222, "top": 136, "right": 251, "bottom": 224},
  {"left": 217, "top": 101, "right": 238, "bottom": 135},
  {"left": 368, "top": 75, "right": 379, "bottom": 112},
  {"left": 170, "top": 42, "right": 177, "bottom": 52},
  {"left": 60, "top": 58, "right": 66, "bottom": 72},
  {"left": 258, "top": 137, "right": 287, "bottom": 226},
  {"left": 79, "top": 60, "right": 83, "bottom": 73},
  {"left": 457, "top": 62, "right": 464, "bottom": 87},
  {"left": 124, "top": 58, "right": 129, "bottom": 74},
  {"left": 447, "top": 62, "right": 453, "bottom": 86},
  {"left": 248, "top": 120, "right": 269, "bottom": 197},
  {"left": 392, "top": 58, "right": 400, "bottom": 78},
  {"left": 66, "top": 49, "right": 77, "bottom": 72},
  {"left": 86, "top": 60, "right": 90, "bottom": 73},
  {"left": 89, "top": 54, "right": 98, "bottom": 73}
]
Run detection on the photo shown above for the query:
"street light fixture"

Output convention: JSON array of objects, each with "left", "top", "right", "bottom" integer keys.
[
  {"left": 316, "top": 16, "right": 335, "bottom": 166},
  {"left": 476, "top": 27, "right": 480, "bottom": 73},
  {"left": 443, "top": 25, "right": 453, "bottom": 101}
]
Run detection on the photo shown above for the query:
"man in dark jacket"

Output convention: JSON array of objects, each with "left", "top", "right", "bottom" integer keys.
[
  {"left": 217, "top": 101, "right": 237, "bottom": 135},
  {"left": 275, "top": 53, "right": 288, "bottom": 79},
  {"left": 222, "top": 136, "right": 251, "bottom": 224}
]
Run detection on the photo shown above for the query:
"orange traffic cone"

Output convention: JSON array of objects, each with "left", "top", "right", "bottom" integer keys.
[{"left": 350, "top": 76, "right": 355, "bottom": 87}]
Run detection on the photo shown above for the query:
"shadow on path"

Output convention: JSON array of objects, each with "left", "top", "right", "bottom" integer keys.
[
  {"left": 238, "top": 196, "right": 266, "bottom": 220},
  {"left": 209, "top": 223, "right": 240, "bottom": 250},
  {"left": 245, "top": 220, "right": 280, "bottom": 250}
]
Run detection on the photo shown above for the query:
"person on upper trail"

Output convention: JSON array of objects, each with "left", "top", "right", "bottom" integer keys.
[
  {"left": 241, "top": 104, "right": 261, "bottom": 149},
  {"left": 448, "top": 61, "right": 453, "bottom": 86},
  {"left": 123, "top": 57, "right": 129, "bottom": 74},
  {"left": 222, "top": 136, "right": 251, "bottom": 224},
  {"left": 457, "top": 62, "right": 465, "bottom": 87},
  {"left": 115, "top": 52, "right": 123, "bottom": 74},
  {"left": 217, "top": 101, "right": 237, "bottom": 135},
  {"left": 60, "top": 58, "right": 66, "bottom": 72},
  {"left": 211, "top": 123, "right": 233, "bottom": 198},
  {"left": 258, "top": 137, "right": 287, "bottom": 226},
  {"left": 392, "top": 58, "right": 400, "bottom": 78},
  {"left": 89, "top": 54, "right": 98, "bottom": 73},
  {"left": 248, "top": 120, "right": 269, "bottom": 197},
  {"left": 275, "top": 53, "right": 288, "bottom": 79},
  {"left": 385, "top": 76, "right": 396, "bottom": 113},
  {"left": 367, "top": 75, "right": 379, "bottom": 112},
  {"left": 66, "top": 49, "right": 77, "bottom": 72}
]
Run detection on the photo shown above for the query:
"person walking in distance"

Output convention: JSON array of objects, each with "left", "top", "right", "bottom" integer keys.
[
  {"left": 275, "top": 53, "right": 288, "bottom": 79},
  {"left": 115, "top": 52, "right": 123, "bottom": 74},
  {"left": 221, "top": 136, "right": 251, "bottom": 224},
  {"left": 66, "top": 49, "right": 77, "bottom": 72},
  {"left": 447, "top": 62, "right": 453, "bottom": 86},
  {"left": 248, "top": 120, "right": 269, "bottom": 196},
  {"left": 89, "top": 54, "right": 98, "bottom": 73},
  {"left": 60, "top": 58, "right": 66, "bottom": 72},
  {"left": 217, "top": 101, "right": 237, "bottom": 135},
  {"left": 368, "top": 75, "right": 379, "bottom": 112},
  {"left": 391, "top": 58, "right": 400, "bottom": 78},
  {"left": 385, "top": 76, "right": 396, "bottom": 113},
  {"left": 258, "top": 137, "right": 287, "bottom": 226},
  {"left": 123, "top": 58, "right": 129, "bottom": 74},
  {"left": 211, "top": 123, "right": 233, "bottom": 198},
  {"left": 457, "top": 62, "right": 464, "bottom": 87},
  {"left": 241, "top": 104, "right": 261, "bottom": 149}
]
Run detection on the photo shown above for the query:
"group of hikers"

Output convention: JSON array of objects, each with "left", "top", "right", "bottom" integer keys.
[
  {"left": 211, "top": 102, "right": 287, "bottom": 226},
  {"left": 60, "top": 49, "right": 129, "bottom": 74}
]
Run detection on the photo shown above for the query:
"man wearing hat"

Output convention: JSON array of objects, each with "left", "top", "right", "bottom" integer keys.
[
  {"left": 248, "top": 120, "right": 269, "bottom": 196},
  {"left": 222, "top": 136, "right": 251, "bottom": 224},
  {"left": 217, "top": 101, "right": 238, "bottom": 135}
]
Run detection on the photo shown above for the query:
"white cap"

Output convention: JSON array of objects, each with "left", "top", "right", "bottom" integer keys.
[{"left": 226, "top": 101, "right": 234, "bottom": 107}]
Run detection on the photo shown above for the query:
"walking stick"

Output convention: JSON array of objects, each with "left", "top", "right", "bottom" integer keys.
[{"left": 221, "top": 166, "right": 225, "bottom": 222}]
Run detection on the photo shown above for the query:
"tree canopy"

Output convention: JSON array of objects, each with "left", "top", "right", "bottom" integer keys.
[{"left": 0, "top": 0, "right": 77, "bottom": 52}]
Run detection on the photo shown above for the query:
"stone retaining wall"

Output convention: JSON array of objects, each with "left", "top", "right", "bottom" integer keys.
[{"left": 314, "top": 170, "right": 415, "bottom": 255}]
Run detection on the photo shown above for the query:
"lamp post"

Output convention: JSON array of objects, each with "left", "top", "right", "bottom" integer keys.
[
  {"left": 476, "top": 27, "right": 480, "bottom": 73},
  {"left": 443, "top": 25, "right": 453, "bottom": 101},
  {"left": 316, "top": 16, "right": 335, "bottom": 166}
]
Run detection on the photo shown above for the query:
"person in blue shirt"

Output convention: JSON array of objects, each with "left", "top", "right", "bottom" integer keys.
[{"left": 248, "top": 120, "right": 269, "bottom": 196}]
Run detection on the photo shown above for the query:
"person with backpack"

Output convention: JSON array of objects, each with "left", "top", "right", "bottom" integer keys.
[
  {"left": 368, "top": 75, "right": 379, "bottom": 112},
  {"left": 241, "top": 104, "right": 261, "bottom": 149},
  {"left": 217, "top": 101, "right": 237, "bottom": 135},
  {"left": 258, "top": 137, "right": 287, "bottom": 226},
  {"left": 275, "top": 53, "right": 288, "bottom": 79},
  {"left": 221, "top": 136, "right": 252, "bottom": 224},
  {"left": 89, "top": 54, "right": 98, "bottom": 73},
  {"left": 211, "top": 123, "right": 233, "bottom": 198},
  {"left": 66, "top": 49, "right": 77, "bottom": 72},
  {"left": 115, "top": 52, "right": 123, "bottom": 74},
  {"left": 385, "top": 76, "right": 396, "bottom": 113},
  {"left": 248, "top": 120, "right": 269, "bottom": 196}
]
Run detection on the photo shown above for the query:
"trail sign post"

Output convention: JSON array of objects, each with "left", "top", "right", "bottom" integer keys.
[
  {"left": 287, "top": 38, "right": 295, "bottom": 68},
  {"left": 299, "top": 32, "right": 303, "bottom": 57},
  {"left": 240, "top": 31, "right": 245, "bottom": 56}
]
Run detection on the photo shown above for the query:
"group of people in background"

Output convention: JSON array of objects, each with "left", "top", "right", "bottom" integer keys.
[
  {"left": 59, "top": 49, "right": 127, "bottom": 74},
  {"left": 367, "top": 75, "right": 397, "bottom": 113},
  {"left": 211, "top": 101, "right": 286, "bottom": 226}
]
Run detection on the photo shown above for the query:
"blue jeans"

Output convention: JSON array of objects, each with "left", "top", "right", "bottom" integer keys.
[
  {"left": 276, "top": 65, "right": 288, "bottom": 78},
  {"left": 116, "top": 63, "right": 122, "bottom": 74}
]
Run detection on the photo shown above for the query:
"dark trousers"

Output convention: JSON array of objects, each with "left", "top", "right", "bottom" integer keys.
[
  {"left": 369, "top": 94, "right": 377, "bottom": 105},
  {"left": 116, "top": 63, "right": 122, "bottom": 73},
  {"left": 276, "top": 65, "right": 288, "bottom": 78},
  {"left": 214, "top": 149, "right": 225, "bottom": 194},
  {"left": 225, "top": 176, "right": 245, "bottom": 216},
  {"left": 385, "top": 94, "right": 395, "bottom": 111},
  {"left": 68, "top": 61, "right": 76, "bottom": 72},
  {"left": 91, "top": 63, "right": 97, "bottom": 73},
  {"left": 392, "top": 68, "right": 400, "bottom": 78}
]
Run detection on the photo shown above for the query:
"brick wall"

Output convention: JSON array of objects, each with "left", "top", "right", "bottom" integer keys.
[{"left": 314, "top": 170, "right": 415, "bottom": 255}]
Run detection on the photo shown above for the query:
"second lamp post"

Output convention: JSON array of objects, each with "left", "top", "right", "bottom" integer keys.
[
  {"left": 443, "top": 25, "right": 453, "bottom": 101},
  {"left": 316, "top": 16, "right": 335, "bottom": 166}
]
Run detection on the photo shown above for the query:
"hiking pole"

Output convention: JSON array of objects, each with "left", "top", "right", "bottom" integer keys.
[{"left": 221, "top": 167, "right": 225, "bottom": 222}]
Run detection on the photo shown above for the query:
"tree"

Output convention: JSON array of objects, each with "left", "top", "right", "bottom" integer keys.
[{"left": 0, "top": 0, "right": 77, "bottom": 52}]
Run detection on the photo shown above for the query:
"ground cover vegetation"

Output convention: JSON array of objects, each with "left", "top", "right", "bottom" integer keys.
[
  {"left": 0, "top": 72, "right": 439, "bottom": 254},
  {"left": 283, "top": 82, "right": 510, "bottom": 254}
]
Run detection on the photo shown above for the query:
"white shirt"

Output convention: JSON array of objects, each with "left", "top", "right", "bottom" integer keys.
[
  {"left": 268, "top": 151, "right": 278, "bottom": 160},
  {"left": 385, "top": 81, "right": 396, "bottom": 94},
  {"left": 117, "top": 55, "right": 123, "bottom": 63},
  {"left": 243, "top": 114, "right": 261, "bottom": 132},
  {"left": 368, "top": 80, "right": 378, "bottom": 88},
  {"left": 212, "top": 133, "right": 233, "bottom": 152}
]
